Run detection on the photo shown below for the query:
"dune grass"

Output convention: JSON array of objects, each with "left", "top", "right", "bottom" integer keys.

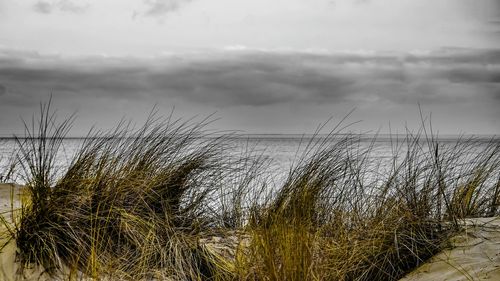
[
  {"left": 1, "top": 102, "right": 499, "bottom": 280},
  {"left": 0, "top": 141, "right": 16, "bottom": 184}
]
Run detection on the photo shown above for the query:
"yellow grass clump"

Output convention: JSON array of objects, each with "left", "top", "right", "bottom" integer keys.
[{"left": 0, "top": 101, "right": 499, "bottom": 280}]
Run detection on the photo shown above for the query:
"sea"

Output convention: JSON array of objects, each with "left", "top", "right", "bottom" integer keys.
[{"left": 0, "top": 134, "right": 498, "bottom": 185}]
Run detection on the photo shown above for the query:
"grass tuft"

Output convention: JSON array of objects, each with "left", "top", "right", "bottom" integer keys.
[{"left": 1, "top": 101, "right": 499, "bottom": 280}]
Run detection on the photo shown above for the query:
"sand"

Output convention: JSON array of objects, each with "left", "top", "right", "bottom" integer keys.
[
  {"left": 0, "top": 183, "right": 23, "bottom": 209},
  {"left": 401, "top": 217, "right": 500, "bottom": 281},
  {"left": 1, "top": 183, "right": 499, "bottom": 280},
  {"left": 0, "top": 183, "right": 53, "bottom": 281},
  {"left": 0, "top": 183, "right": 23, "bottom": 225}
]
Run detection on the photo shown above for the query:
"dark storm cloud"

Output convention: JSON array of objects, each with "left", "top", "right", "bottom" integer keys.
[
  {"left": 0, "top": 48, "right": 499, "bottom": 108},
  {"left": 445, "top": 68, "right": 500, "bottom": 84},
  {"left": 402, "top": 48, "right": 500, "bottom": 65},
  {"left": 0, "top": 84, "right": 6, "bottom": 96},
  {"left": 33, "top": 0, "right": 89, "bottom": 14},
  {"left": 141, "top": 0, "right": 194, "bottom": 17},
  {"left": 145, "top": 56, "right": 356, "bottom": 105}
]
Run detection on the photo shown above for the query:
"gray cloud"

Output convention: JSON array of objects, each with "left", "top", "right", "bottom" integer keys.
[
  {"left": 33, "top": 0, "right": 89, "bottom": 14},
  {"left": 33, "top": 1, "right": 52, "bottom": 14},
  {"left": 141, "top": 0, "right": 194, "bottom": 17},
  {"left": 490, "top": 20, "right": 500, "bottom": 38},
  {"left": 145, "top": 57, "right": 357, "bottom": 106},
  {"left": 0, "top": 48, "right": 499, "bottom": 109},
  {"left": 0, "top": 84, "right": 5, "bottom": 96}
]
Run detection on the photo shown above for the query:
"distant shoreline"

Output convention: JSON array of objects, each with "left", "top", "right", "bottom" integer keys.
[{"left": 1, "top": 133, "right": 498, "bottom": 141}]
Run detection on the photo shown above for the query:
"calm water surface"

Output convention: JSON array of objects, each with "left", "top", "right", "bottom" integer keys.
[{"left": 0, "top": 135, "right": 496, "bottom": 184}]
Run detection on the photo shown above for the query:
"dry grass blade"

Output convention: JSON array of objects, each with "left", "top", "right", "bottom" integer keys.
[{"left": 2, "top": 101, "right": 499, "bottom": 280}]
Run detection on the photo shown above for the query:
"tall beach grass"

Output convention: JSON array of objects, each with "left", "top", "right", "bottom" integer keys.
[{"left": 1, "top": 102, "right": 499, "bottom": 280}]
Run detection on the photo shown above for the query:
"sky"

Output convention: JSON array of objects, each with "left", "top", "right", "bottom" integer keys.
[{"left": 0, "top": 0, "right": 499, "bottom": 136}]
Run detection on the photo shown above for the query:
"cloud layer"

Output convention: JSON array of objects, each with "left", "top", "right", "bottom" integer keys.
[
  {"left": 33, "top": 0, "right": 89, "bottom": 14},
  {"left": 140, "top": 0, "right": 195, "bottom": 17},
  {"left": 0, "top": 47, "right": 498, "bottom": 134},
  {"left": 1, "top": 48, "right": 498, "bottom": 106}
]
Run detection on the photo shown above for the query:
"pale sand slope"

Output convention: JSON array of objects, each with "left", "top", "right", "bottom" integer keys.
[
  {"left": 1, "top": 183, "right": 499, "bottom": 280},
  {"left": 0, "top": 183, "right": 56, "bottom": 281},
  {"left": 401, "top": 217, "right": 500, "bottom": 281},
  {"left": 0, "top": 183, "right": 23, "bottom": 224},
  {"left": 0, "top": 183, "right": 23, "bottom": 211}
]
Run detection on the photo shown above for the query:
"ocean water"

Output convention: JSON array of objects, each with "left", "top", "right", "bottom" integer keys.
[{"left": 0, "top": 135, "right": 497, "bottom": 185}]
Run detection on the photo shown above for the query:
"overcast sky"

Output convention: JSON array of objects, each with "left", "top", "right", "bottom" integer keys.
[{"left": 0, "top": 0, "right": 499, "bottom": 135}]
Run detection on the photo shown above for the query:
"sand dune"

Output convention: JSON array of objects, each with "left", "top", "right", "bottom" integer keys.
[
  {"left": 0, "top": 183, "right": 23, "bottom": 225},
  {"left": 401, "top": 217, "right": 500, "bottom": 281},
  {"left": 1, "top": 183, "right": 499, "bottom": 280}
]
